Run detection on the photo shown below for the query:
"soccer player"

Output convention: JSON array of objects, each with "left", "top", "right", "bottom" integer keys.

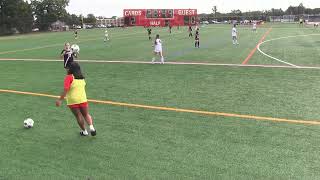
[
  {"left": 152, "top": 34, "right": 164, "bottom": 64},
  {"left": 232, "top": 24, "right": 239, "bottom": 45},
  {"left": 195, "top": 30, "right": 200, "bottom": 48},
  {"left": 104, "top": 30, "right": 109, "bottom": 42},
  {"left": 56, "top": 62, "right": 97, "bottom": 136},
  {"left": 60, "top": 43, "right": 77, "bottom": 69},
  {"left": 147, "top": 28, "right": 152, "bottom": 40},
  {"left": 252, "top": 22, "right": 257, "bottom": 33},
  {"left": 169, "top": 25, "right": 172, "bottom": 34},
  {"left": 188, "top": 25, "right": 193, "bottom": 37},
  {"left": 74, "top": 29, "right": 78, "bottom": 40}
]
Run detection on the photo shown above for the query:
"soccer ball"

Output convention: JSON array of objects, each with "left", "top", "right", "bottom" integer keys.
[
  {"left": 23, "top": 118, "right": 34, "bottom": 128},
  {"left": 71, "top": 44, "right": 80, "bottom": 53}
]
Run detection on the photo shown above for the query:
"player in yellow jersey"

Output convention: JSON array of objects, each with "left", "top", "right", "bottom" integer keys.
[{"left": 56, "top": 62, "right": 97, "bottom": 136}]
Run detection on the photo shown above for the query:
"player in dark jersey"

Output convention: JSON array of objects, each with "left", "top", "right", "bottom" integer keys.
[
  {"left": 60, "top": 43, "right": 77, "bottom": 69},
  {"left": 74, "top": 29, "right": 78, "bottom": 40},
  {"left": 169, "top": 25, "right": 172, "bottom": 34},
  {"left": 195, "top": 30, "right": 200, "bottom": 48},
  {"left": 147, "top": 28, "right": 152, "bottom": 40},
  {"left": 188, "top": 25, "right": 193, "bottom": 37}
]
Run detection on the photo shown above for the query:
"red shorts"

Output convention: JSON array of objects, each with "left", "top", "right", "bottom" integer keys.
[{"left": 68, "top": 102, "right": 88, "bottom": 109}]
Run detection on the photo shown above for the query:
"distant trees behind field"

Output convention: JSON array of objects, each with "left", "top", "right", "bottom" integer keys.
[
  {"left": 0, "top": 0, "right": 97, "bottom": 35},
  {"left": 200, "top": 3, "right": 320, "bottom": 22}
]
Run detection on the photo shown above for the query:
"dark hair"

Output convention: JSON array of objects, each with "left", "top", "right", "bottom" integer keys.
[
  {"left": 154, "top": 34, "right": 160, "bottom": 45},
  {"left": 68, "top": 62, "right": 85, "bottom": 79}
]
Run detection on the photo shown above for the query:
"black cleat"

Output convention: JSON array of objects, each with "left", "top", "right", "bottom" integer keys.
[{"left": 90, "top": 130, "right": 97, "bottom": 136}]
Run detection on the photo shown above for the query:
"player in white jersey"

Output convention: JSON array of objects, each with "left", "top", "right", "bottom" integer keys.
[
  {"left": 232, "top": 24, "right": 239, "bottom": 45},
  {"left": 104, "top": 30, "right": 109, "bottom": 42},
  {"left": 152, "top": 34, "right": 164, "bottom": 64},
  {"left": 252, "top": 22, "right": 257, "bottom": 33}
]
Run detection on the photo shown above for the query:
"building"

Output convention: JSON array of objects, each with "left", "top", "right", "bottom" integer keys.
[
  {"left": 123, "top": 9, "right": 198, "bottom": 27},
  {"left": 51, "top": 20, "right": 69, "bottom": 31}
]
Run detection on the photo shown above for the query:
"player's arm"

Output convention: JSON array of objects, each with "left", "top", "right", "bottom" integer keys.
[
  {"left": 60, "top": 50, "right": 65, "bottom": 59},
  {"left": 56, "top": 75, "right": 72, "bottom": 107}
]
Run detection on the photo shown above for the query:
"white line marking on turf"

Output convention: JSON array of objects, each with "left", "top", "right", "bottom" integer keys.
[
  {"left": 1, "top": 58, "right": 320, "bottom": 70},
  {"left": 257, "top": 33, "right": 320, "bottom": 67}
]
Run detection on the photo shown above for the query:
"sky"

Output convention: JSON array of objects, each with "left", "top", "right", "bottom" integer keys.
[{"left": 66, "top": 0, "right": 320, "bottom": 17}]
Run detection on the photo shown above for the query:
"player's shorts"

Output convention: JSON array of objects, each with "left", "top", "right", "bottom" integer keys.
[
  {"left": 232, "top": 36, "right": 237, "bottom": 40},
  {"left": 68, "top": 102, "right": 88, "bottom": 109},
  {"left": 154, "top": 48, "right": 162, "bottom": 53}
]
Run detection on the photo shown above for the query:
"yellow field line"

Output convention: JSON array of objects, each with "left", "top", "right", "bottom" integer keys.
[{"left": 0, "top": 89, "right": 319, "bottom": 125}]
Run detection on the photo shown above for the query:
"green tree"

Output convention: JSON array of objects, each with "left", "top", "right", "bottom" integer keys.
[
  {"left": 31, "top": 0, "right": 69, "bottom": 31},
  {"left": 84, "top": 13, "right": 96, "bottom": 24},
  {"left": 0, "top": 0, "right": 33, "bottom": 35}
]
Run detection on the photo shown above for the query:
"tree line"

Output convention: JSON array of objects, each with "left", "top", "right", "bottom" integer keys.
[
  {"left": 0, "top": 0, "right": 97, "bottom": 35},
  {"left": 200, "top": 3, "right": 320, "bottom": 22}
]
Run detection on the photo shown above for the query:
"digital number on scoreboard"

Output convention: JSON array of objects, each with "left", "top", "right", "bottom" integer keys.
[{"left": 146, "top": 9, "right": 174, "bottom": 19}]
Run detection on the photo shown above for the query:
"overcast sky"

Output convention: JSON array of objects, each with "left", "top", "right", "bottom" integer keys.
[{"left": 66, "top": 0, "right": 320, "bottom": 17}]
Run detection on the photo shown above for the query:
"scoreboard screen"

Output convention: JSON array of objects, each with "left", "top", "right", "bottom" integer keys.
[{"left": 146, "top": 9, "right": 174, "bottom": 19}]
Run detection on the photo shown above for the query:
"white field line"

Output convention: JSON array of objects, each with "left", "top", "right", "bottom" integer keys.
[
  {"left": 257, "top": 33, "right": 320, "bottom": 67},
  {"left": 1, "top": 58, "right": 320, "bottom": 70}
]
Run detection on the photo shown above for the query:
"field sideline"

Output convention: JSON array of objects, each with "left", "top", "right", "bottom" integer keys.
[{"left": 1, "top": 23, "right": 320, "bottom": 179}]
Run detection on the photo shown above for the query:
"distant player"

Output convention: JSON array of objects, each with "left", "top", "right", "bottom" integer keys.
[
  {"left": 147, "top": 28, "right": 152, "bottom": 40},
  {"left": 232, "top": 24, "right": 239, "bottom": 45},
  {"left": 152, "top": 34, "right": 164, "bottom": 64},
  {"left": 104, "top": 30, "right": 109, "bottom": 42},
  {"left": 60, "top": 43, "right": 77, "bottom": 69},
  {"left": 252, "top": 22, "right": 257, "bottom": 33},
  {"left": 56, "top": 62, "right": 97, "bottom": 136},
  {"left": 74, "top": 29, "right": 78, "bottom": 40},
  {"left": 299, "top": 18, "right": 304, "bottom": 27},
  {"left": 195, "top": 30, "right": 200, "bottom": 48},
  {"left": 315, "top": 23, "right": 319, "bottom": 28},
  {"left": 169, "top": 25, "right": 172, "bottom": 34},
  {"left": 188, "top": 25, "right": 193, "bottom": 37}
]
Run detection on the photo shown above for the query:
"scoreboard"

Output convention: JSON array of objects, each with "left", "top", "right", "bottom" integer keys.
[{"left": 123, "top": 9, "right": 198, "bottom": 27}]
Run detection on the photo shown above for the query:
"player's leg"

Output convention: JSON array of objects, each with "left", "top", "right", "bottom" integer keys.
[
  {"left": 197, "top": 40, "right": 200, "bottom": 48},
  {"left": 79, "top": 106, "right": 96, "bottom": 136},
  {"left": 152, "top": 51, "right": 157, "bottom": 63},
  {"left": 160, "top": 51, "right": 164, "bottom": 64},
  {"left": 70, "top": 107, "right": 88, "bottom": 136}
]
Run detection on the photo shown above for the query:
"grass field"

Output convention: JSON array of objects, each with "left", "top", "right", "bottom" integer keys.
[{"left": 1, "top": 23, "right": 320, "bottom": 179}]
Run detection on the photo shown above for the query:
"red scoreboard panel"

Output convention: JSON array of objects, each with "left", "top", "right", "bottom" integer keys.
[{"left": 123, "top": 9, "right": 198, "bottom": 27}]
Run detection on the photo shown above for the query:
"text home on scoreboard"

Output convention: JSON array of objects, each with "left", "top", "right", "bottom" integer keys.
[{"left": 123, "top": 9, "right": 198, "bottom": 27}]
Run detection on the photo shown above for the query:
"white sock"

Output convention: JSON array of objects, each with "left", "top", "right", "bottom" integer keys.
[
  {"left": 89, "top": 125, "right": 95, "bottom": 131},
  {"left": 152, "top": 57, "right": 155, "bottom": 63}
]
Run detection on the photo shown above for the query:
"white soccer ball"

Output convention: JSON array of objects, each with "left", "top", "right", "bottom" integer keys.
[
  {"left": 71, "top": 44, "right": 80, "bottom": 53},
  {"left": 23, "top": 118, "right": 34, "bottom": 128}
]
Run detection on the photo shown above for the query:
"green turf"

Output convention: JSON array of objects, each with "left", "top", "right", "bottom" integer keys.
[{"left": 1, "top": 23, "right": 320, "bottom": 179}]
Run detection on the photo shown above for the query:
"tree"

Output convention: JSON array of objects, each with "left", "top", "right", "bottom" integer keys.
[
  {"left": 31, "top": 0, "right": 69, "bottom": 31},
  {"left": 212, "top": 6, "right": 217, "bottom": 17},
  {"left": 84, "top": 13, "right": 96, "bottom": 24},
  {"left": 0, "top": 0, "right": 33, "bottom": 35}
]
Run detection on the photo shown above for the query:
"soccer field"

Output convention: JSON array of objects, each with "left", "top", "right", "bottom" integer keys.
[{"left": 1, "top": 23, "right": 320, "bottom": 179}]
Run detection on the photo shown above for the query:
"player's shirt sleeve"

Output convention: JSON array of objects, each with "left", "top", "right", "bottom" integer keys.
[{"left": 64, "top": 75, "right": 74, "bottom": 91}]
